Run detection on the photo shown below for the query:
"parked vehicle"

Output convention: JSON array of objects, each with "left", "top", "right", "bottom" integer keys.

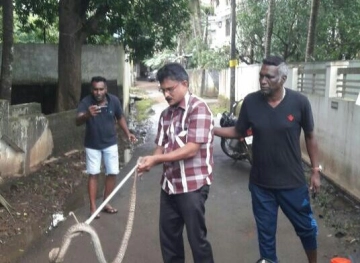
[
  {"left": 147, "top": 70, "right": 158, "bottom": 82},
  {"left": 219, "top": 100, "right": 253, "bottom": 164}
]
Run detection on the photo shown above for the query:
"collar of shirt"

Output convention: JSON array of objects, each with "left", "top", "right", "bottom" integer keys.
[{"left": 169, "top": 91, "right": 191, "bottom": 112}]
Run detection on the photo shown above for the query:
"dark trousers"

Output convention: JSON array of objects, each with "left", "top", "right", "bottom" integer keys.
[
  {"left": 159, "top": 185, "right": 214, "bottom": 263},
  {"left": 249, "top": 183, "right": 318, "bottom": 263}
]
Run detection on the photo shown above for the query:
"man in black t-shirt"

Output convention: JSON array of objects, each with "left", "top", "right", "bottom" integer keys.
[
  {"left": 214, "top": 56, "right": 321, "bottom": 263},
  {"left": 76, "top": 76, "right": 136, "bottom": 219}
]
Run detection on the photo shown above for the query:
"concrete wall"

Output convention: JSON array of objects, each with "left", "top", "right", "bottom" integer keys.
[
  {"left": 187, "top": 69, "right": 219, "bottom": 97},
  {"left": 0, "top": 100, "right": 24, "bottom": 175},
  {"left": 0, "top": 139, "right": 24, "bottom": 175},
  {"left": 0, "top": 43, "right": 133, "bottom": 178},
  {"left": 47, "top": 109, "right": 130, "bottom": 159},
  {"left": 0, "top": 102, "right": 53, "bottom": 176},
  {"left": 0, "top": 44, "right": 131, "bottom": 111},
  {"left": 219, "top": 61, "right": 360, "bottom": 200},
  {"left": 47, "top": 110, "right": 84, "bottom": 157},
  {"left": 47, "top": 109, "right": 129, "bottom": 159},
  {"left": 0, "top": 103, "right": 131, "bottom": 177},
  {"left": 218, "top": 63, "right": 261, "bottom": 101}
]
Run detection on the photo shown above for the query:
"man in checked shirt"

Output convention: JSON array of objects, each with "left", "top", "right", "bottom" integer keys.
[{"left": 137, "top": 63, "right": 215, "bottom": 263}]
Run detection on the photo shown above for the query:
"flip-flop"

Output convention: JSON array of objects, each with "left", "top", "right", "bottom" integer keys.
[{"left": 102, "top": 207, "right": 118, "bottom": 214}]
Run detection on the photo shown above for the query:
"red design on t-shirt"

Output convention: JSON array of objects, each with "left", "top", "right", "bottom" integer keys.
[{"left": 287, "top": 114, "right": 294, "bottom": 121}]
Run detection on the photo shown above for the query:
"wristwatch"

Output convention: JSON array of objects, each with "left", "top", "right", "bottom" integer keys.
[{"left": 311, "top": 165, "right": 322, "bottom": 172}]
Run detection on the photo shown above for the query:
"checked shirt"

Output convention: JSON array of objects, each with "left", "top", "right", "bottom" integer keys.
[{"left": 155, "top": 92, "right": 214, "bottom": 194}]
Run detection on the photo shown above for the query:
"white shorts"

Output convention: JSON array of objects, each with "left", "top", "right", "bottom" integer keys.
[{"left": 85, "top": 144, "right": 119, "bottom": 175}]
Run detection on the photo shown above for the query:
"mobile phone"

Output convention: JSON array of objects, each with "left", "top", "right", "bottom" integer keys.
[{"left": 97, "top": 105, "right": 108, "bottom": 113}]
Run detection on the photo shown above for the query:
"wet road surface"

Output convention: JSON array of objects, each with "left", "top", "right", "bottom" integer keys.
[{"left": 17, "top": 85, "right": 348, "bottom": 263}]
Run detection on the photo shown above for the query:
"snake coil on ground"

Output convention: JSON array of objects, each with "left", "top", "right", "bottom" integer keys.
[{"left": 49, "top": 165, "right": 138, "bottom": 263}]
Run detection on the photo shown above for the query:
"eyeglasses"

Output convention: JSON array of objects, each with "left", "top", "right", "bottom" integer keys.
[{"left": 159, "top": 82, "right": 181, "bottom": 95}]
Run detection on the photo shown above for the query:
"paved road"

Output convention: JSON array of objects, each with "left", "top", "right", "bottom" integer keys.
[{"left": 18, "top": 83, "right": 346, "bottom": 263}]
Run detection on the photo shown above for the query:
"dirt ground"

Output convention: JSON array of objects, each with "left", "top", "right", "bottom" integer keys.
[
  {"left": 309, "top": 172, "right": 360, "bottom": 259},
  {"left": 0, "top": 150, "right": 89, "bottom": 262},
  {"left": 0, "top": 81, "right": 359, "bottom": 262}
]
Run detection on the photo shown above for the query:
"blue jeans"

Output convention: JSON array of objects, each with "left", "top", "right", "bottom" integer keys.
[{"left": 249, "top": 183, "right": 318, "bottom": 262}]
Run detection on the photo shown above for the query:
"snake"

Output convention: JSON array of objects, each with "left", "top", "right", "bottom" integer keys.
[{"left": 49, "top": 163, "right": 139, "bottom": 263}]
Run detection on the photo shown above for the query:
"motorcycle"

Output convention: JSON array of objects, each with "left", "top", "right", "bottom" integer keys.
[{"left": 219, "top": 100, "right": 253, "bottom": 164}]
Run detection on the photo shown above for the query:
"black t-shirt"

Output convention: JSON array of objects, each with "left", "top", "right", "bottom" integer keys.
[
  {"left": 77, "top": 93, "right": 122, "bottom": 150},
  {"left": 235, "top": 88, "right": 314, "bottom": 189}
]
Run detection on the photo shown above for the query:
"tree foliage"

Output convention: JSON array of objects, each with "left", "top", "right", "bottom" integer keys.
[
  {"left": 236, "top": 0, "right": 267, "bottom": 63},
  {"left": 15, "top": 0, "right": 191, "bottom": 61},
  {"left": 14, "top": 14, "right": 59, "bottom": 43},
  {"left": 236, "top": 0, "right": 360, "bottom": 63},
  {"left": 13, "top": 0, "right": 191, "bottom": 111},
  {"left": 315, "top": 0, "right": 360, "bottom": 60},
  {"left": 143, "top": 0, "right": 229, "bottom": 71},
  {"left": 184, "top": 38, "right": 230, "bottom": 70},
  {"left": 143, "top": 49, "right": 178, "bottom": 69}
]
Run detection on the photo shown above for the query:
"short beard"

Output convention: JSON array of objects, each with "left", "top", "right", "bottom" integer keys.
[
  {"left": 260, "top": 88, "right": 272, "bottom": 97},
  {"left": 94, "top": 95, "right": 103, "bottom": 102}
]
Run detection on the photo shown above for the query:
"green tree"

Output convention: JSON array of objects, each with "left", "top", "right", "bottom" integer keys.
[
  {"left": 237, "top": 0, "right": 267, "bottom": 64},
  {"left": 315, "top": 0, "right": 360, "bottom": 60},
  {"left": 271, "top": 0, "right": 310, "bottom": 61},
  {"left": 237, "top": 0, "right": 311, "bottom": 62},
  {"left": 14, "top": 14, "right": 59, "bottom": 43},
  {"left": 15, "top": 0, "right": 190, "bottom": 111},
  {"left": 237, "top": 0, "right": 360, "bottom": 63}
]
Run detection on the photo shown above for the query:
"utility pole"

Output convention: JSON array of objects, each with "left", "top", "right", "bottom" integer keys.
[{"left": 229, "top": 0, "right": 237, "bottom": 111}]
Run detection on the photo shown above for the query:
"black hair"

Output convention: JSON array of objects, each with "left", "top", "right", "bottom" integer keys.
[
  {"left": 262, "top": 56, "right": 285, "bottom": 66},
  {"left": 262, "top": 56, "right": 288, "bottom": 77},
  {"left": 91, "top": 76, "right": 107, "bottom": 84},
  {"left": 156, "top": 63, "right": 189, "bottom": 83}
]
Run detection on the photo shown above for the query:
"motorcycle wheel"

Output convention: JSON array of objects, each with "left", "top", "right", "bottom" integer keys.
[{"left": 220, "top": 138, "right": 249, "bottom": 162}]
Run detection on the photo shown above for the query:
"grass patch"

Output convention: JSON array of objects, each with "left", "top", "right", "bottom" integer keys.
[
  {"left": 208, "top": 95, "right": 229, "bottom": 115},
  {"left": 217, "top": 95, "right": 230, "bottom": 109},
  {"left": 134, "top": 98, "right": 157, "bottom": 122},
  {"left": 130, "top": 86, "right": 149, "bottom": 96},
  {"left": 208, "top": 102, "right": 227, "bottom": 116}
]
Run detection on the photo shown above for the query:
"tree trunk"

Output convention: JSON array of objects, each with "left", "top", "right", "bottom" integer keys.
[
  {"left": 200, "top": 15, "right": 209, "bottom": 97},
  {"left": 195, "top": 0, "right": 202, "bottom": 41},
  {"left": 250, "top": 42, "right": 254, "bottom": 64},
  {"left": 56, "top": 0, "right": 86, "bottom": 111},
  {"left": 190, "top": 0, "right": 202, "bottom": 41},
  {"left": 264, "top": 0, "right": 275, "bottom": 58},
  {"left": 305, "top": 0, "right": 321, "bottom": 62},
  {"left": 0, "top": 0, "right": 14, "bottom": 101}
]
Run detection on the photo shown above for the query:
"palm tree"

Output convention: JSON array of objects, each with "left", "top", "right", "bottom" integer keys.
[
  {"left": 305, "top": 0, "right": 321, "bottom": 62},
  {"left": 189, "top": 0, "right": 202, "bottom": 40},
  {"left": 264, "top": 0, "right": 275, "bottom": 58}
]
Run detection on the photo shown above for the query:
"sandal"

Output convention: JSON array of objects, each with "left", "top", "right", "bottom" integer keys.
[{"left": 102, "top": 206, "right": 118, "bottom": 214}]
